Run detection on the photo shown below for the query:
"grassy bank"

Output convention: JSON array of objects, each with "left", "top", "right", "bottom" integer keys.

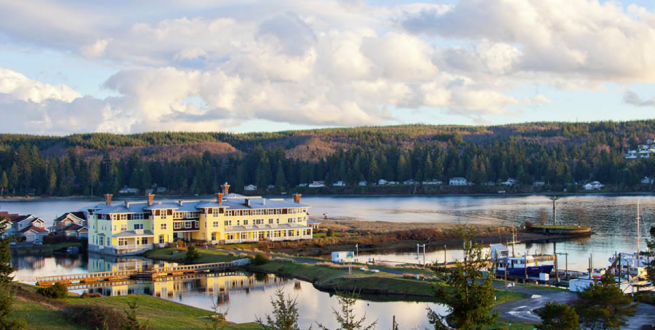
[
  {"left": 250, "top": 260, "right": 526, "bottom": 304},
  {"left": 12, "top": 284, "right": 259, "bottom": 330},
  {"left": 143, "top": 246, "right": 241, "bottom": 263}
]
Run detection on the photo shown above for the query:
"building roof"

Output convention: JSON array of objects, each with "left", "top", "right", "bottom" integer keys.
[
  {"left": 20, "top": 225, "right": 48, "bottom": 233},
  {"left": 450, "top": 177, "right": 466, "bottom": 181},
  {"left": 62, "top": 224, "right": 83, "bottom": 231},
  {"left": 114, "top": 230, "right": 154, "bottom": 238},
  {"left": 54, "top": 212, "right": 87, "bottom": 224},
  {"left": 90, "top": 195, "right": 307, "bottom": 214}
]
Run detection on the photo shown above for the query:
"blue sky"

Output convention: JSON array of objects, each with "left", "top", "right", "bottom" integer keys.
[{"left": 1, "top": 0, "right": 655, "bottom": 134}]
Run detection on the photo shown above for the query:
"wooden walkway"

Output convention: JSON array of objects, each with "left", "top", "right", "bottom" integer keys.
[{"left": 35, "top": 258, "right": 250, "bottom": 287}]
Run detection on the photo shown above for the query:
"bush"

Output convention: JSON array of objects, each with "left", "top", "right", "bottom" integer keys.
[
  {"left": 524, "top": 220, "right": 534, "bottom": 230},
  {"left": 253, "top": 253, "right": 270, "bottom": 266},
  {"left": 326, "top": 229, "right": 335, "bottom": 237},
  {"left": 81, "top": 291, "right": 103, "bottom": 298},
  {"left": 185, "top": 245, "right": 201, "bottom": 264},
  {"left": 37, "top": 283, "right": 68, "bottom": 299},
  {"left": 63, "top": 304, "right": 127, "bottom": 330}
]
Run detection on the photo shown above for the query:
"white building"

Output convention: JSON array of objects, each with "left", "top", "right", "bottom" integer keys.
[
  {"left": 244, "top": 184, "right": 257, "bottom": 191},
  {"left": 584, "top": 181, "right": 604, "bottom": 190},
  {"left": 358, "top": 181, "right": 368, "bottom": 186},
  {"left": 642, "top": 177, "right": 653, "bottom": 185},
  {"left": 308, "top": 181, "right": 326, "bottom": 188},
  {"left": 422, "top": 180, "right": 442, "bottom": 185},
  {"left": 377, "top": 179, "right": 388, "bottom": 185},
  {"left": 331, "top": 251, "right": 355, "bottom": 263},
  {"left": 625, "top": 150, "right": 638, "bottom": 159},
  {"left": 332, "top": 181, "right": 346, "bottom": 187},
  {"left": 449, "top": 177, "right": 468, "bottom": 186},
  {"left": 119, "top": 187, "right": 139, "bottom": 194},
  {"left": 501, "top": 178, "right": 518, "bottom": 186}
]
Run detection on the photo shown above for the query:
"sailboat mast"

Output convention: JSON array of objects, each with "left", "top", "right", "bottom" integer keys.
[{"left": 637, "top": 198, "right": 641, "bottom": 255}]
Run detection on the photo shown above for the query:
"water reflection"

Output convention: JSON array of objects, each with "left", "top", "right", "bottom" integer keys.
[{"left": 73, "top": 271, "right": 445, "bottom": 330}]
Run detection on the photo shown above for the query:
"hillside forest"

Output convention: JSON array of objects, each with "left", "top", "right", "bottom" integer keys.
[{"left": 1, "top": 121, "right": 655, "bottom": 197}]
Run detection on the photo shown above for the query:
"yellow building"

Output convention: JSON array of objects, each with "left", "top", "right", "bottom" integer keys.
[{"left": 87, "top": 183, "right": 313, "bottom": 255}]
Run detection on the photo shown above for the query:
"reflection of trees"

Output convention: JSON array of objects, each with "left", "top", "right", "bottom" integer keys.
[
  {"left": 572, "top": 208, "right": 590, "bottom": 227},
  {"left": 537, "top": 208, "right": 549, "bottom": 225}
]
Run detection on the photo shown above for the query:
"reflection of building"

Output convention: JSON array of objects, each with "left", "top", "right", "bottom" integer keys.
[
  {"left": 83, "top": 272, "right": 287, "bottom": 299},
  {"left": 12, "top": 255, "right": 47, "bottom": 270},
  {"left": 87, "top": 252, "right": 155, "bottom": 273},
  {"left": 87, "top": 182, "right": 313, "bottom": 255}
]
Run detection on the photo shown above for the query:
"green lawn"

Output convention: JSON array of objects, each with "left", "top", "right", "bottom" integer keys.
[
  {"left": 143, "top": 247, "right": 240, "bottom": 264},
  {"left": 13, "top": 284, "right": 259, "bottom": 330}
]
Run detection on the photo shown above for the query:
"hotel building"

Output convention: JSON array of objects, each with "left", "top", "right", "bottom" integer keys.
[{"left": 87, "top": 183, "right": 313, "bottom": 255}]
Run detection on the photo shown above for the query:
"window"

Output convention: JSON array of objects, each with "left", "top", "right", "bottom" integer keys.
[
  {"left": 254, "top": 219, "right": 264, "bottom": 225},
  {"left": 113, "top": 225, "right": 117, "bottom": 231},
  {"left": 276, "top": 218, "right": 280, "bottom": 224},
  {"left": 134, "top": 224, "right": 144, "bottom": 230},
  {"left": 160, "top": 223, "right": 167, "bottom": 230},
  {"left": 120, "top": 224, "right": 127, "bottom": 231},
  {"left": 212, "top": 208, "right": 220, "bottom": 217},
  {"left": 99, "top": 237, "right": 104, "bottom": 245},
  {"left": 133, "top": 213, "right": 144, "bottom": 220},
  {"left": 211, "top": 232, "right": 217, "bottom": 240},
  {"left": 224, "top": 220, "right": 232, "bottom": 226},
  {"left": 159, "top": 235, "right": 165, "bottom": 244},
  {"left": 213, "top": 221, "right": 219, "bottom": 228},
  {"left": 184, "top": 222, "right": 192, "bottom": 229},
  {"left": 269, "top": 219, "right": 274, "bottom": 224},
  {"left": 120, "top": 214, "right": 128, "bottom": 220},
  {"left": 161, "top": 212, "right": 167, "bottom": 220},
  {"left": 174, "top": 222, "right": 182, "bottom": 229},
  {"left": 236, "top": 220, "right": 240, "bottom": 226},
  {"left": 244, "top": 220, "right": 248, "bottom": 225}
]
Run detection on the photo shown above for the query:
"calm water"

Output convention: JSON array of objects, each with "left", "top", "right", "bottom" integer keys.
[{"left": 6, "top": 195, "right": 654, "bottom": 271}]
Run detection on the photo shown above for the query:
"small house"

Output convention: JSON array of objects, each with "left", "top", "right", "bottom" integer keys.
[
  {"left": 449, "top": 177, "right": 468, "bottom": 186},
  {"left": 244, "top": 184, "right": 257, "bottom": 191},
  {"left": 332, "top": 181, "right": 346, "bottom": 187},
  {"left": 584, "top": 181, "right": 604, "bottom": 190},
  {"left": 331, "top": 251, "right": 355, "bottom": 263},
  {"left": 308, "top": 181, "right": 326, "bottom": 188}
]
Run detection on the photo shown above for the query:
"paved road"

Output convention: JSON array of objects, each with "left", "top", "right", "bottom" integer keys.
[{"left": 492, "top": 283, "right": 655, "bottom": 329}]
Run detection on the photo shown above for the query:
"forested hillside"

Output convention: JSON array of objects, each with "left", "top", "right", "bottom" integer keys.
[{"left": 1, "top": 121, "right": 655, "bottom": 196}]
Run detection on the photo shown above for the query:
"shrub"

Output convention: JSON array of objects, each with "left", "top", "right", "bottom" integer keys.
[
  {"left": 253, "top": 253, "right": 270, "bottom": 266},
  {"left": 524, "top": 220, "right": 534, "bottom": 230},
  {"left": 185, "top": 245, "right": 201, "bottom": 264},
  {"left": 81, "top": 291, "right": 103, "bottom": 298},
  {"left": 37, "top": 283, "right": 68, "bottom": 299},
  {"left": 64, "top": 304, "right": 127, "bottom": 330},
  {"left": 326, "top": 229, "right": 335, "bottom": 237}
]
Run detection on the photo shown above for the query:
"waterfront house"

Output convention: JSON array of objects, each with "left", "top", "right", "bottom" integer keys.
[
  {"left": 332, "top": 181, "right": 346, "bottom": 187},
  {"left": 642, "top": 177, "right": 653, "bottom": 185},
  {"left": 86, "top": 183, "right": 313, "bottom": 255},
  {"left": 533, "top": 181, "right": 546, "bottom": 187},
  {"left": 449, "top": 177, "right": 468, "bottom": 186},
  {"left": 584, "top": 181, "right": 604, "bottom": 190},
  {"left": 422, "top": 180, "right": 442, "bottom": 185},
  {"left": 308, "top": 181, "right": 326, "bottom": 188},
  {"left": 244, "top": 184, "right": 257, "bottom": 191},
  {"left": 358, "top": 181, "right": 367, "bottom": 186},
  {"left": 119, "top": 186, "right": 139, "bottom": 194},
  {"left": 377, "top": 179, "right": 388, "bottom": 185},
  {"left": 501, "top": 178, "right": 518, "bottom": 186},
  {"left": 54, "top": 212, "right": 88, "bottom": 238},
  {"left": 9, "top": 214, "right": 48, "bottom": 242},
  {"left": 625, "top": 150, "right": 638, "bottom": 159}
]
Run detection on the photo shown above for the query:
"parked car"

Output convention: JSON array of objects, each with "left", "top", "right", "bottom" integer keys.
[
  {"left": 9, "top": 241, "right": 16, "bottom": 246},
  {"left": 33, "top": 242, "right": 43, "bottom": 246}
]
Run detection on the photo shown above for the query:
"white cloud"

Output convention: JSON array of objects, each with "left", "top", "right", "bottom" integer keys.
[
  {"left": 0, "top": 68, "right": 81, "bottom": 103},
  {"left": 5, "top": 0, "right": 655, "bottom": 133},
  {"left": 81, "top": 38, "right": 112, "bottom": 58}
]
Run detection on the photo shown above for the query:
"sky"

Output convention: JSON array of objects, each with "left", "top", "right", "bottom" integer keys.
[{"left": 2, "top": 0, "right": 655, "bottom": 135}]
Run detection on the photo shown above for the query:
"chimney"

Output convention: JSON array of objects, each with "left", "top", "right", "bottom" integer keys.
[
  {"left": 105, "top": 194, "right": 113, "bottom": 206},
  {"left": 147, "top": 194, "right": 155, "bottom": 207},
  {"left": 221, "top": 182, "right": 230, "bottom": 196},
  {"left": 216, "top": 193, "right": 224, "bottom": 205},
  {"left": 293, "top": 193, "right": 301, "bottom": 204},
  {"left": 262, "top": 199, "right": 266, "bottom": 206},
  {"left": 245, "top": 198, "right": 250, "bottom": 207},
  {"left": 178, "top": 200, "right": 184, "bottom": 206}
]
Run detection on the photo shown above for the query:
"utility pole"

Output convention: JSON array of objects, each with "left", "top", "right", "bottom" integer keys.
[{"left": 553, "top": 196, "right": 557, "bottom": 226}]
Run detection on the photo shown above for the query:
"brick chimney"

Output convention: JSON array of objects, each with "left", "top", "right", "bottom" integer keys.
[
  {"left": 221, "top": 182, "right": 230, "bottom": 195},
  {"left": 216, "top": 192, "right": 224, "bottom": 205},
  {"left": 293, "top": 193, "right": 301, "bottom": 204},
  {"left": 147, "top": 194, "right": 155, "bottom": 207},
  {"left": 105, "top": 194, "right": 113, "bottom": 206}
]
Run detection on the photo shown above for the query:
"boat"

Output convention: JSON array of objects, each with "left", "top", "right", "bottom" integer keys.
[
  {"left": 491, "top": 244, "right": 554, "bottom": 278},
  {"left": 608, "top": 199, "right": 652, "bottom": 268}
]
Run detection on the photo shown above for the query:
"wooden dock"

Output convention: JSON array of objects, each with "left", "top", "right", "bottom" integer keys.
[{"left": 35, "top": 258, "right": 250, "bottom": 287}]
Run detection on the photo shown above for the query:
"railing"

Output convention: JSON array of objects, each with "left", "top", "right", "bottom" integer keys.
[{"left": 116, "top": 245, "right": 150, "bottom": 250}]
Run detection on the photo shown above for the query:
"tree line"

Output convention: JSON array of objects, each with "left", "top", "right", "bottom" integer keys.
[{"left": 3, "top": 121, "right": 655, "bottom": 196}]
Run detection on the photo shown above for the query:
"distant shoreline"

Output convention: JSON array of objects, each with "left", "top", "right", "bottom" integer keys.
[{"left": 0, "top": 190, "right": 654, "bottom": 203}]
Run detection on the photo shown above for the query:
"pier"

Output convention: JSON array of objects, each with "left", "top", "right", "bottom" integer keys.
[{"left": 35, "top": 258, "right": 250, "bottom": 287}]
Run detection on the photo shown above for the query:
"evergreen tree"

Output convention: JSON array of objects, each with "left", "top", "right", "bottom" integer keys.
[
  {"left": 0, "top": 171, "right": 7, "bottom": 197},
  {"left": 275, "top": 162, "right": 286, "bottom": 188},
  {"left": 536, "top": 302, "right": 580, "bottom": 330},
  {"left": 427, "top": 226, "right": 498, "bottom": 329},
  {"left": 257, "top": 288, "right": 302, "bottom": 330},
  {"left": 575, "top": 272, "right": 637, "bottom": 330},
  {"left": 123, "top": 298, "right": 149, "bottom": 330},
  {"left": 316, "top": 291, "right": 376, "bottom": 330}
]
